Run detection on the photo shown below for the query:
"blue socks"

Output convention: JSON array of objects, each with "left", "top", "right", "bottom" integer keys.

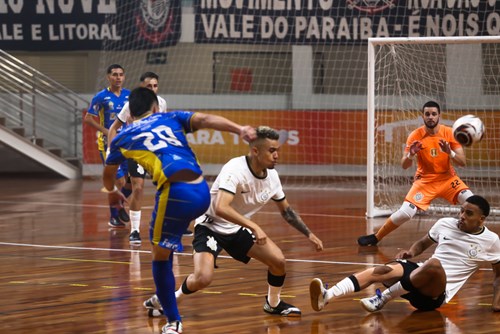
[{"left": 152, "top": 257, "right": 180, "bottom": 322}]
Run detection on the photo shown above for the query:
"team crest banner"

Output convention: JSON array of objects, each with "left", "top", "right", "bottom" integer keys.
[
  {"left": 0, "top": 0, "right": 182, "bottom": 51},
  {"left": 195, "top": 0, "right": 500, "bottom": 44}
]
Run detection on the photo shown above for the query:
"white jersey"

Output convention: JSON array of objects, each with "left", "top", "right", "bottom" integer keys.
[
  {"left": 117, "top": 95, "right": 168, "bottom": 123},
  {"left": 196, "top": 156, "right": 285, "bottom": 235},
  {"left": 428, "top": 217, "right": 500, "bottom": 303}
]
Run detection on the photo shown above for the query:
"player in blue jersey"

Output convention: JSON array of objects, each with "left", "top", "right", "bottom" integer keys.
[
  {"left": 102, "top": 87, "right": 256, "bottom": 334},
  {"left": 84, "top": 64, "right": 131, "bottom": 228},
  {"left": 107, "top": 71, "right": 192, "bottom": 245}
]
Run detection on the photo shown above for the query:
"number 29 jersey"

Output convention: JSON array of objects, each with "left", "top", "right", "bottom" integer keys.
[{"left": 106, "top": 111, "right": 201, "bottom": 189}]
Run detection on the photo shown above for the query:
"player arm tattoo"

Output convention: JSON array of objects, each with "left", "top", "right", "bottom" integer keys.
[{"left": 281, "top": 207, "right": 311, "bottom": 237}]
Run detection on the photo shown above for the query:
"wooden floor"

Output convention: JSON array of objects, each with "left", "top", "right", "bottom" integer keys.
[{"left": 1, "top": 177, "right": 499, "bottom": 333}]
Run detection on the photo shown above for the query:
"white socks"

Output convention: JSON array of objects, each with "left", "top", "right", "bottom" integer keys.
[
  {"left": 381, "top": 281, "right": 408, "bottom": 301},
  {"left": 326, "top": 277, "right": 356, "bottom": 301},
  {"left": 267, "top": 285, "right": 282, "bottom": 307},
  {"left": 175, "top": 287, "right": 183, "bottom": 299},
  {"left": 130, "top": 210, "right": 141, "bottom": 232}
]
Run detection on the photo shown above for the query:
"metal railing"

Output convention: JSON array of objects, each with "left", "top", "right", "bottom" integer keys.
[{"left": 0, "top": 49, "right": 88, "bottom": 159}]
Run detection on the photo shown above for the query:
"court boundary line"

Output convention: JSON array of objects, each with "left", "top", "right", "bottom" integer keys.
[{"left": 0, "top": 241, "right": 493, "bottom": 271}]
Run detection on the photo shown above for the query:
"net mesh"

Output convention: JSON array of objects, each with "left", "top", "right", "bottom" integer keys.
[
  {"left": 85, "top": 1, "right": 374, "bottom": 185},
  {"left": 369, "top": 39, "right": 500, "bottom": 216},
  {"left": 84, "top": 2, "right": 500, "bottom": 214}
]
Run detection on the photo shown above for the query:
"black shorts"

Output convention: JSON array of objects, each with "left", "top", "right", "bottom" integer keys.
[
  {"left": 192, "top": 223, "right": 255, "bottom": 264},
  {"left": 395, "top": 259, "right": 446, "bottom": 311},
  {"left": 127, "top": 158, "right": 146, "bottom": 178}
]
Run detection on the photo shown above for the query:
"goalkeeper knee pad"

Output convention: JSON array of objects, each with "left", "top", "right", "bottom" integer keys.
[
  {"left": 456, "top": 189, "right": 473, "bottom": 204},
  {"left": 390, "top": 201, "right": 418, "bottom": 226}
]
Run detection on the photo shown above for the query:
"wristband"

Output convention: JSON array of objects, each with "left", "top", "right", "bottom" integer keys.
[
  {"left": 406, "top": 152, "right": 415, "bottom": 160},
  {"left": 101, "top": 185, "right": 119, "bottom": 193},
  {"left": 449, "top": 150, "right": 456, "bottom": 159}
]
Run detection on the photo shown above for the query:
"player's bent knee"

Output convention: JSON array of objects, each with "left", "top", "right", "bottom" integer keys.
[
  {"left": 267, "top": 256, "right": 286, "bottom": 273},
  {"left": 194, "top": 272, "right": 213, "bottom": 288},
  {"left": 132, "top": 187, "right": 144, "bottom": 196},
  {"left": 422, "top": 258, "right": 444, "bottom": 273},
  {"left": 131, "top": 181, "right": 145, "bottom": 192},
  {"left": 390, "top": 201, "right": 418, "bottom": 226}
]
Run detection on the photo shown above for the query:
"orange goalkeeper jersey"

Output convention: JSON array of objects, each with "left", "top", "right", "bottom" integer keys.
[{"left": 405, "top": 125, "right": 462, "bottom": 180}]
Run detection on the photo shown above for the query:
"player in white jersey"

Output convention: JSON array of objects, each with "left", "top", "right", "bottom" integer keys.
[
  {"left": 117, "top": 89, "right": 168, "bottom": 121},
  {"left": 144, "top": 126, "right": 324, "bottom": 317},
  {"left": 310, "top": 195, "right": 500, "bottom": 313},
  {"left": 199, "top": 155, "right": 286, "bottom": 236}
]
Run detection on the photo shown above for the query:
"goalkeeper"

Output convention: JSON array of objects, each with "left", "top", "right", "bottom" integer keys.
[{"left": 358, "top": 101, "right": 473, "bottom": 246}]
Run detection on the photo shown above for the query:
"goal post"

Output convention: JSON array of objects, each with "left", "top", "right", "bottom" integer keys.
[{"left": 366, "top": 36, "right": 500, "bottom": 218}]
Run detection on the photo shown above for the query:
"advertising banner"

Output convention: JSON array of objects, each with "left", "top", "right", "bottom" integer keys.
[
  {"left": 83, "top": 109, "right": 499, "bottom": 170},
  {"left": 195, "top": 0, "right": 500, "bottom": 44},
  {"left": 0, "top": 0, "right": 182, "bottom": 50}
]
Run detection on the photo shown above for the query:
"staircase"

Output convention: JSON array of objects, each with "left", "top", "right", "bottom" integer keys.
[{"left": 0, "top": 50, "right": 88, "bottom": 179}]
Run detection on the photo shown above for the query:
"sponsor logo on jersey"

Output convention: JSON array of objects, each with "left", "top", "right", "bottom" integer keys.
[
  {"left": 467, "top": 244, "right": 480, "bottom": 259},
  {"left": 260, "top": 191, "right": 270, "bottom": 202}
]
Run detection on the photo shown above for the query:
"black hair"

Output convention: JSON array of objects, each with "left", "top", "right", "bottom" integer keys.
[
  {"left": 129, "top": 87, "right": 158, "bottom": 118},
  {"left": 249, "top": 126, "right": 280, "bottom": 148},
  {"left": 139, "top": 71, "right": 159, "bottom": 82},
  {"left": 422, "top": 101, "right": 441, "bottom": 114},
  {"left": 106, "top": 64, "right": 124, "bottom": 74},
  {"left": 466, "top": 195, "right": 490, "bottom": 217},
  {"left": 256, "top": 126, "right": 279, "bottom": 140}
]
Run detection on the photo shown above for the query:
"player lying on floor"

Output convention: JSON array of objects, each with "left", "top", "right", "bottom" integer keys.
[{"left": 312, "top": 195, "right": 500, "bottom": 313}]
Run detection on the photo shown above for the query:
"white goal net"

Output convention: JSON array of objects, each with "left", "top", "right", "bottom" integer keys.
[
  {"left": 367, "top": 36, "right": 500, "bottom": 217},
  {"left": 87, "top": 1, "right": 373, "bottom": 184},
  {"left": 84, "top": 1, "right": 500, "bottom": 207}
]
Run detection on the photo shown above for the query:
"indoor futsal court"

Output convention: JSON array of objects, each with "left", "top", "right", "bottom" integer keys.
[{"left": 1, "top": 176, "right": 499, "bottom": 334}]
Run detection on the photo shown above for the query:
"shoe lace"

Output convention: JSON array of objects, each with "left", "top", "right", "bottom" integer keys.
[{"left": 370, "top": 288, "right": 383, "bottom": 308}]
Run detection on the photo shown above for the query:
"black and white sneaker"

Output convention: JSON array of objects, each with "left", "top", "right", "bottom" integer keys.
[
  {"left": 144, "top": 294, "right": 163, "bottom": 317},
  {"left": 263, "top": 297, "right": 301, "bottom": 317},
  {"left": 129, "top": 230, "right": 141, "bottom": 245},
  {"left": 118, "top": 207, "right": 130, "bottom": 223},
  {"left": 162, "top": 321, "right": 183, "bottom": 334},
  {"left": 108, "top": 217, "right": 126, "bottom": 228}
]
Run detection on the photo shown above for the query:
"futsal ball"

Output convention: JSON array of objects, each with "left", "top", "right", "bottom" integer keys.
[{"left": 452, "top": 115, "right": 485, "bottom": 146}]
